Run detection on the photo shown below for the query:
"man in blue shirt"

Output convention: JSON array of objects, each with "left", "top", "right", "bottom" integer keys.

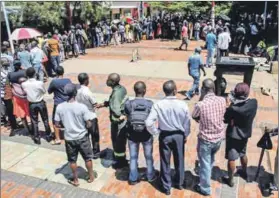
[
  {"left": 206, "top": 29, "right": 217, "bottom": 68},
  {"left": 185, "top": 47, "right": 206, "bottom": 100},
  {"left": 17, "top": 44, "right": 32, "bottom": 69},
  {"left": 48, "top": 66, "right": 72, "bottom": 145}
]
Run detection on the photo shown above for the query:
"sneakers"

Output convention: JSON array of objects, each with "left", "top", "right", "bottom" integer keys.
[
  {"left": 194, "top": 184, "right": 210, "bottom": 196},
  {"left": 222, "top": 176, "right": 235, "bottom": 187}
]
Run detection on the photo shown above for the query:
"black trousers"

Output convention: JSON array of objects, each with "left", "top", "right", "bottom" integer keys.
[
  {"left": 218, "top": 49, "right": 229, "bottom": 57},
  {"left": 159, "top": 131, "right": 185, "bottom": 191},
  {"left": 111, "top": 121, "right": 127, "bottom": 160},
  {"left": 29, "top": 101, "right": 51, "bottom": 138},
  {"left": 3, "top": 99, "right": 17, "bottom": 129},
  {"left": 88, "top": 118, "right": 100, "bottom": 155}
]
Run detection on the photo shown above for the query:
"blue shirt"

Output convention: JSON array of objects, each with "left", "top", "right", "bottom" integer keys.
[
  {"left": 206, "top": 32, "right": 217, "bottom": 50},
  {"left": 18, "top": 51, "right": 32, "bottom": 69},
  {"left": 188, "top": 53, "right": 203, "bottom": 74},
  {"left": 48, "top": 78, "right": 72, "bottom": 105},
  {"left": 30, "top": 47, "right": 44, "bottom": 65}
]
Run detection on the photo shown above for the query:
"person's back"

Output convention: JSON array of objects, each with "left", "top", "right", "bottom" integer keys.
[
  {"left": 8, "top": 69, "right": 26, "bottom": 84},
  {"left": 48, "top": 38, "right": 59, "bottom": 57},
  {"left": 189, "top": 53, "right": 202, "bottom": 73},
  {"left": 182, "top": 25, "right": 188, "bottom": 38},
  {"left": 48, "top": 78, "right": 71, "bottom": 105},
  {"left": 206, "top": 32, "right": 216, "bottom": 49},
  {"left": 18, "top": 50, "right": 32, "bottom": 69},
  {"left": 218, "top": 32, "right": 231, "bottom": 50},
  {"left": 109, "top": 84, "right": 127, "bottom": 122}
]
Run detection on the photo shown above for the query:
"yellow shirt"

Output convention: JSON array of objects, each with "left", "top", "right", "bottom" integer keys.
[{"left": 125, "top": 24, "right": 130, "bottom": 34}]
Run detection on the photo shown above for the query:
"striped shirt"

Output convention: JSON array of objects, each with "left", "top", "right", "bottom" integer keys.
[
  {"left": 192, "top": 93, "right": 226, "bottom": 142},
  {"left": 1, "top": 69, "right": 8, "bottom": 98}
]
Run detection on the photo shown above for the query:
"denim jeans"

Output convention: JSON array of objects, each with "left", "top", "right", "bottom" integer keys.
[
  {"left": 50, "top": 56, "right": 60, "bottom": 72},
  {"left": 197, "top": 138, "right": 222, "bottom": 195},
  {"left": 128, "top": 137, "right": 155, "bottom": 182},
  {"left": 206, "top": 48, "right": 215, "bottom": 66},
  {"left": 186, "top": 71, "right": 200, "bottom": 98},
  {"left": 96, "top": 35, "right": 101, "bottom": 47},
  {"left": 195, "top": 30, "right": 200, "bottom": 40},
  {"left": 33, "top": 63, "right": 44, "bottom": 81}
]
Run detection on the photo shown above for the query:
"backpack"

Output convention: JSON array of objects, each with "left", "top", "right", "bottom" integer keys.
[{"left": 128, "top": 99, "right": 151, "bottom": 132}]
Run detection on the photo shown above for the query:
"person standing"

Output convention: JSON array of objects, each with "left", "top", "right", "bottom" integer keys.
[
  {"left": 30, "top": 41, "right": 45, "bottom": 81},
  {"left": 76, "top": 73, "right": 101, "bottom": 159},
  {"left": 1, "top": 46, "right": 14, "bottom": 72},
  {"left": 217, "top": 28, "right": 231, "bottom": 57},
  {"left": 47, "top": 34, "right": 60, "bottom": 73},
  {"left": 68, "top": 26, "right": 79, "bottom": 58},
  {"left": 22, "top": 67, "right": 53, "bottom": 144},
  {"left": 48, "top": 66, "right": 72, "bottom": 145},
  {"left": 178, "top": 21, "right": 189, "bottom": 51},
  {"left": 206, "top": 29, "right": 217, "bottom": 68},
  {"left": 185, "top": 47, "right": 206, "bottom": 100},
  {"left": 145, "top": 80, "right": 191, "bottom": 195},
  {"left": 194, "top": 20, "right": 201, "bottom": 40},
  {"left": 95, "top": 24, "right": 102, "bottom": 47},
  {"left": 124, "top": 81, "right": 157, "bottom": 185},
  {"left": 192, "top": 78, "right": 226, "bottom": 196},
  {"left": 111, "top": 23, "right": 119, "bottom": 46},
  {"left": 222, "top": 83, "right": 258, "bottom": 187},
  {"left": 96, "top": 73, "right": 128, "bottom": 169},
  {"left": 17, "top": 44, "right": 32, "bottom": 69},
  {"left": 54, "top": 83, "right": 96, "bottom": 187},
  {"left": 118, "top": 22, "right": 125, "bottom": 44}
]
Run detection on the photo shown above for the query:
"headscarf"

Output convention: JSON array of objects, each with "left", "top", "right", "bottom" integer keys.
[{"left": 229, "top": 83, "right": 250, "bottom": 104}]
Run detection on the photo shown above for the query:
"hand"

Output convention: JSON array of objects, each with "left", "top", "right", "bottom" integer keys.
[
  {"left": 119, "top": 115, "right": 126, "bottom": 121},
  {"left": 203, "top": 72, "right": 206, "bottom": 77},
  {"left": 94, "top": 103, "right": 105, "bottom": 109},
  {"left": 184, "top": 138, "right": 187, "bottom": 144}
]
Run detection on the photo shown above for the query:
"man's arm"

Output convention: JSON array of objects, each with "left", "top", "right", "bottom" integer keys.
[
  {"left": 187, "top": 62, "right": 191, "bottom": 75},
  {"left": 192, "top": 103, "right": 201, "bottom": 122},
  {"left": 48, "top": 81, "right": 54, "bottom": 94},
  {"left": 183, "top": 106, "right": 191, "bottom": 139},
  {"left": 145, "top": 105, "right": 160, "bottom": 135},
  {"left": 199, "top": 64, "right": 206, "bottom": 76}
]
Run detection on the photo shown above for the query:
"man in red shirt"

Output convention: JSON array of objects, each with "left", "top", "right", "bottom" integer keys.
[{"left": 179, "top": 22, "right": 189, "bottom": 51}]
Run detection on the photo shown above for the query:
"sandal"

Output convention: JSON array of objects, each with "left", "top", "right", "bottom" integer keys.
[
  {"left": 86, "top": 172, "right": 98, "bottom": 183},
  {"left": 68, "top": 179, "right": 79, "bottom": 187},
  {"left": 51, "top": 140, "right": 61, "bottom": 145}
]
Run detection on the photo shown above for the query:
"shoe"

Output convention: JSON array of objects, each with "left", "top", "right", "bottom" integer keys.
[
  {"left": 33, "top": 138, "right": 41, "bottom": 145},
  {"left": 158, "top": 183, "right": 171, "bottom": 195},
  {"left": 194, "top": 184, "right": 210, "bottom": 196},
  {"left": 236, "top": 169, "right": 248, "bottom": 180},
  {"left": 148, "top": 171, "right": 159, "bottom": 182},
  {"left": 173, "top": 184, "right": 184, "bottom": 190},
  {"left": 222, "top": 176, "right": 235, "bottom": 187},
  {"left": 128, "top": 180, "right": 140, "bottom": 185},
  {"left": 9, "top": 129, "right": 16, "bottom": 137},
  {"left": 45, "top": 134, "right": 54, "bottom": 143},
  {"left": 112, "top": 159, "right": 129, "bottom": 169}
]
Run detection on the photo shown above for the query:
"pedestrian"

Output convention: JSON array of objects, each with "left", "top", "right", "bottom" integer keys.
[
  {"left": 1, "top": 57, "right": 18, "bottom": 135},
  {"left": 54, "top": 83, "right": 96, "bottom": 187},
  {"left": 76, "top": 73, "right": 100, "bottom": 159},
  {"left": 47, "top": 34, "right": 60, "bottom": 73},
  {"left": 124, "top": 81, "right": 157, "bottom": 185},
  {"left": 192, "top": 78, "right": 226, "bottom": 196},
  {"left": 145, "top": 80, "right": 191, "bottom": 195},
  {"left": 95, "top": 24, "right": 102, "bottom": 47},
  {"left": 194, "top": 20, "right": 201, "bottom": 40},
  {"left": 1, "top": 46, "right": 14, "bottom": 72},
  {"left": 48, "top": 66, "right": 72, "bottom": 145},
  {"left": 217, "top": 28, "right": 231, "bottom": 57},
  {"left": 30, "top": 41, "right": 45, "bottom": 81},
  {"left": 68, "top": 26, "right": 79, "bottom": 58},
  {"left": 222, "top": 83, "right": 258, "bottom": 187},
  {"left": 62, "top": 31, "right": 69, "bottom": 59},
  {"left": 111, "top": 23, "right": 119, "bottom": 46},
  {"left": 170, "top": 21, "right": 176, "bottom": 40},
  {"left": 17, "top": 44, "right": 32, "bottom": 69},
  {"left": 206, "top": 29, "right": 217, "bottom": 67},
  {"left": 185, "top": 47, "right": 206, "bottom": 100},
  {"left": 96, "top": 73, "right": 128, "bottom": 169},
  {"left": 178, "top": 21, "right": 189, "bottom": 51},
  {"left": 21, "top": 67, "right": 53, "bottom": 144},
  {"left": 118, "top": 22, "right": 125, "bottom": 44},
  {"left": 8, "top": 61, "right": 31, "bottom": 134}
]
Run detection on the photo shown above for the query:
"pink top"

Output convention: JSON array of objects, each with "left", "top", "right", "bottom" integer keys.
[{"left": 182, "top": 26, "right": 188, "bottom": 38}]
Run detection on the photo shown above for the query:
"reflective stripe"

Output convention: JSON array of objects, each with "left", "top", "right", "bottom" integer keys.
[{"left": 114, "top": 152, "right": 125, "bottom": 157}]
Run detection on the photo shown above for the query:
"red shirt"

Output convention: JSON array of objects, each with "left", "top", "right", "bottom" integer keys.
[{"left": 182, "top": 26, "right": 188, "bottom": 38}]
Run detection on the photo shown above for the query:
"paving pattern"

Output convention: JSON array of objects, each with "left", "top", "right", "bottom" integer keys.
[{"left": 1, "top": 39, "right": 278, "bottom": 198}]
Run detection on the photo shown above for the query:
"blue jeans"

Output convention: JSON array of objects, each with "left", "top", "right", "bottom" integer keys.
[
  {"left": 33, "top": 63, "right": 44, "bottom": 81},
  {"left": 128, "top": 138, "right": 155, "bottom": 182},
  {"left": 197, "top": 138, "right": 222, "bottom": 195},
  {"left": 186, "top": 72, "right": 200, "bottom": 98},
  {"left": 96, "top": 35, "right": 101, "bottom": 47},
  {"left": 206, "top": 48, "right": 215, "bottom": 66},
  {"left": 195, "top": 30, "right": 200, "bottom": 40},
  {"left": 50, "top": 56, "right": 60, "bottom": 72}
]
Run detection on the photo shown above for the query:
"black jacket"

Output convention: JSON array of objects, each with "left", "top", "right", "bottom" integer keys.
[{"left": 224, "top": 98, "right": 258, "bottom": 140}]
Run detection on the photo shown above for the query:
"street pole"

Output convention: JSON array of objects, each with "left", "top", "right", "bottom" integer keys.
[
  {"left": 263, "top": 1, "right": 268, "bottom": 29},
  {"left": 2, "top": 1, "right": 15, "bottom": 54},
  {"left": 211, "top": 1, "right": 215, "bottom": 29}
]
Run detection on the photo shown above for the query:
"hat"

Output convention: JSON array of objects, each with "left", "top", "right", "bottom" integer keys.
[
  {"left": 64, "top": 83, "right": 77, "bottom": 97},
  {"left": 1, "top": 57, "right": 10, "bottom": 67},
  {"left": 229, "top": 83, "right": 250, "bottom": 104},
  {"left": 195, "top": 47, "right": 202, "bottom": 53}
]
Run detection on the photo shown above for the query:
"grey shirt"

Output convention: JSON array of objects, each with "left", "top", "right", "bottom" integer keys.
[
  {"left": 76, "top": 85, "right": 97, "bottom": 119},
  {"left": 54, "top": 101, "right": 95, "bottom": 141}
]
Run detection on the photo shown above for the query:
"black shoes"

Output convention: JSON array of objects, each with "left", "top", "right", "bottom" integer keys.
[
  {"left": 222, "top": 176, "right": 235, "bottom": 187},
  {"left": 194, "top": 184, "right": 210, "bottom": 196},
  {"left": 112, "top": 159, "right": 129, "bottom": 169},
  {"left": 173, "top": 184, "right": 184, "bottom": 190},
  {"left": 33, "top": 137, "right": 41, "bottom": 145},
  {"left": 45, "top": 134, "right": 54, "bottom": 142},
  {"left": 9, "top": 129, "right": 16, "bottom": 137}
]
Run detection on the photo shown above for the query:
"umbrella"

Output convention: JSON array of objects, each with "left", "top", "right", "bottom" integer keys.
[
  {"left": 218, "top": 14, "right": 231, "bottom": 21},
  {"left": 11, "top": 28, "right": 42, "bottom": 40}
]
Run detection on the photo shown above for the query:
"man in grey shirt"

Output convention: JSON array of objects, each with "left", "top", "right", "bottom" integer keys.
[
  {"left": 54, "top": 83, "right": 95, "bottom": 187},
  {"left": 76, "top": 73, "right": 100, "bottom": 159}
]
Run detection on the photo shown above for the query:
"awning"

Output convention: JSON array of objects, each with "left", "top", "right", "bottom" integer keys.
[{"left": 110, "top": 1, "right": 139, "bottom": 9}]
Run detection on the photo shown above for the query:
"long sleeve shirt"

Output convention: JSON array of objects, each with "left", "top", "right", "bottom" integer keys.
[{"left": 145, "top": 96, "right": 191, "bottom": 137}]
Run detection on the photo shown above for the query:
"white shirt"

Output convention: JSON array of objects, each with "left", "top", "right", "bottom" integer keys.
[
  {"left": 250, "top": 24, "right": 258, "bottom": 35},
  {"left": 218, "top": 32, "right": 231, "bottom": 50},
  {"left": 145, "top": 96, "right": 191, "bottom": 137},
  {"left": 22, "top": 78, "right": 46, "bottom": 102},
  {"left": 76, "top": 85, "right": 97, "bottom": 119}
]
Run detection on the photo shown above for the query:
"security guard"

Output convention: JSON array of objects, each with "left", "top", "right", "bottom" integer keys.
[{"left": 96, "top": 73, "right": 128, "bottom": 169}]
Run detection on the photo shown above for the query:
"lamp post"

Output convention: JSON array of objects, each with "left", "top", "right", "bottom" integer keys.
[{"left": 211, "top": 1, "right": 215, "bottom": 29}]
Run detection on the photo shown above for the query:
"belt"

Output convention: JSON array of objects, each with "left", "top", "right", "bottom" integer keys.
[
  {"left": 160, "top": 130, "right": 184, "bottom": 137},
  {"left": 29, "top": 100, "right": 44, "bottom": 104}
]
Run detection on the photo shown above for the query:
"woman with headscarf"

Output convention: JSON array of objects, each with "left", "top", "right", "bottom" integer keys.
[{"left": 222, "top": 83, "right": 258, "bottom": 187}]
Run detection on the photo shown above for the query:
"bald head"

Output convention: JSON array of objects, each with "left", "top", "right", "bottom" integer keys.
[
  {"left": 163, "top": 80, "right": 177, "bottom": 96},
  {"left": 202, "top": 78, "right": 215, "bottom": 93},
  {"left": 106, "top": 73, "right": 121, "bottom": 87},
  {"left": 134, "top": 81, "right": 146, "bottom": 96}
]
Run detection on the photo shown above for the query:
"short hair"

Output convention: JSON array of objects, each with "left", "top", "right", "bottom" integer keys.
[
  {"left": 14, "top": 60, "right": 22, "bottom": 71},
  {"left": 78, "top": 73, "right": 89, "bottom": 85},
  {"left": 56, "top": 66, "right": 64, "bottom": 76},
  {"left": 26, "top": 67, "right": 36, "bottom": 78},
  {"left": 163, "top": 80, "right": 176, "bottom": 95},
  {"left": 134, "top": 81, "right": 146, "bottom": 95}
]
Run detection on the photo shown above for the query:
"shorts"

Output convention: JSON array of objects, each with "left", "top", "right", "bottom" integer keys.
[
  {"left": 65, "top": 135, "right": 93, "bottom": 163},
  {"left": 182, "top": 37, "right": 189, "bottom": 44},
  {"left": 225, "top": 138, "right": 248, "bottom": 161}
]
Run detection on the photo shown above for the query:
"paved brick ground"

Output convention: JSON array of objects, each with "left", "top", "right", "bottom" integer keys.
[{"left": 1, "top": 39, "right": 278, "bottom": 198}]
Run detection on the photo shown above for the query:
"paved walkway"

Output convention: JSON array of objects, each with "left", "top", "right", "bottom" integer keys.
[{"left": 1, "top": 40, "right": 278, "bottom": 198}]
